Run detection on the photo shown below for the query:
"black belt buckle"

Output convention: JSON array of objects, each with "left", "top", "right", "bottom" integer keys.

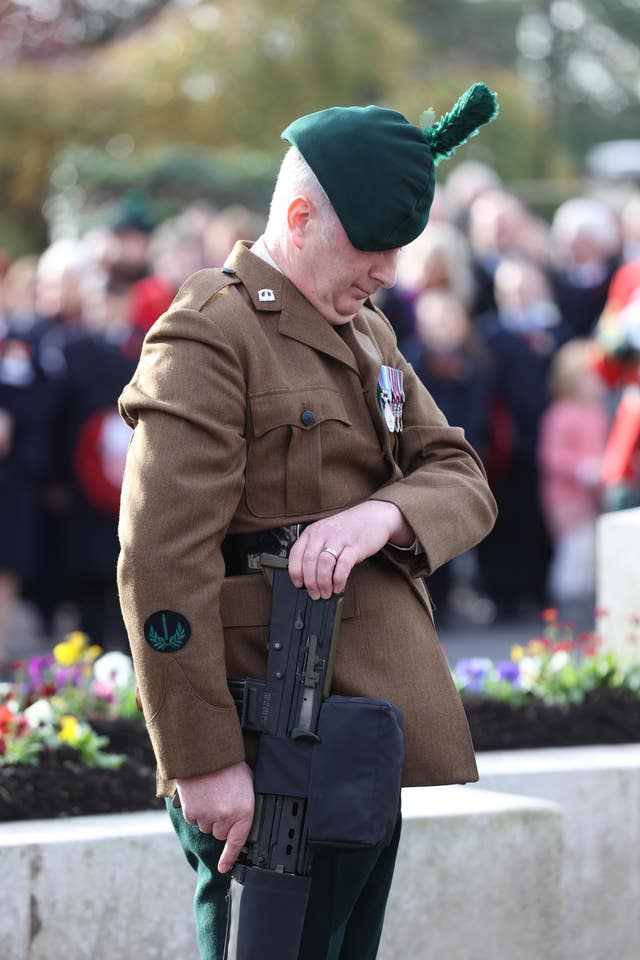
[{"left": 223, "top": 524, "right": 305, "bottom": 577}]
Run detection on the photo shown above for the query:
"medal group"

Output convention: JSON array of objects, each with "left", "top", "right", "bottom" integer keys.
[{"left": 377, "top": 365, "right": 405, "bottom": 433}]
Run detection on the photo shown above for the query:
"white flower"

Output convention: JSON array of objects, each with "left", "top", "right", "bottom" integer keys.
[
  {"left": 24, "top": 699, "right": 55, "bottom": 730},
  {"left": 518, "top": 656, "right": 542, "bottom": 691},
  {"left": 93, "top": 652, "right": 134, "bottom": 689},
  {"left": 549, "top": 650, "right": 571, "bottom": 673}
]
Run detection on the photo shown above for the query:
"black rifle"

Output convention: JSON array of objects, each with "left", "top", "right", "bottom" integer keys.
[{"left": 224, "top": 555, "right": 343, "bottom": 960}]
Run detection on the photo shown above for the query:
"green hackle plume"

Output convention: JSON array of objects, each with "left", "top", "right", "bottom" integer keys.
[{"left": 422, "top": 83, "right": 499, "bottom": 166}]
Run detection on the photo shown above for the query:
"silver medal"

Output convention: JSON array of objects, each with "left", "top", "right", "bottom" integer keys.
[{"left": 384, "top": 402, "right": 395, "bottom": 432}]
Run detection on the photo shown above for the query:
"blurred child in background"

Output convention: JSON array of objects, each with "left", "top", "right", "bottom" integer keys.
[{"left": 538, "top": 339, "right": 609, "bottom": 607}]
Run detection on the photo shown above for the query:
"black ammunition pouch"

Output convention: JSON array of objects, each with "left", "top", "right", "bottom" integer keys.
[{"left": 253, "top": 695, "right": 404, "bottom": 851}]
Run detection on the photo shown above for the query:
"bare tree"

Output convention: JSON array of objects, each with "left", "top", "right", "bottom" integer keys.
[{"left": 0, "top": 0, "right": 171, "bottom": 61}]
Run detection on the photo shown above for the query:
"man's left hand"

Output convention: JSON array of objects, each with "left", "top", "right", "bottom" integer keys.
[{"left": 288, "top": 500, "right": 414, "bottom": 599}]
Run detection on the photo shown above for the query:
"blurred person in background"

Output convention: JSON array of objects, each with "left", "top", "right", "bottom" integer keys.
[
  {"left": 550, "top": 196, "right": 621, "bottom": 337},
  {"left": 478, "top": 256, "right": 571, "bottom": 615},
  {"left": 538, "top": 339, "right": 608, "bottom": 613},
  {"left": 106, "top": 192, "right": 154, "bottom": 287},
  {"left": 383, "top": 221, "right": 476, "bottom": 343},
  {"left": 26, "top": 236, "right": 136, "bottom": 649},
  {"left": 0, "top": 256, "right": 62, "bottom": 673},
  {"left": 203, "top": 204, "right": 266, "bottom": 268},
  {"left": 28, "top": 238, "right": 96, "bottom": 634},
  {"left": 48, "top": 246, "right": 138, "bottom": 650},
  {"left": 150, "top": 204, "right": 213, "bottom": 289},
  {"left": 467, "top": 189, "right": 550, "bottom": 316},
  {"left": 443, "top": 159, "right": 502, "bottom": 230},
  {"left": 401, "top": 289, "right": 491, "bottom": 458},
  {"left": 591, "top": 260, "right": 640, "bottom": 511},
  {"left": 0, "top": 256, "right": 38, "bottom": 331},
  {"left": 401, "top": 289, "right": 492, "bottom": 621},
  {"left": 620, "top": 192, "right": 640, "bottom": 264}
]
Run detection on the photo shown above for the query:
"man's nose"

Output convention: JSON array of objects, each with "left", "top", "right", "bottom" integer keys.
[{"left": 369, "top": 249, "right": 399, "bottom": 289}]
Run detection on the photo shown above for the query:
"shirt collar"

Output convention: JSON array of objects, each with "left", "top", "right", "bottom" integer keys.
[{"left": 250, "top": 235, "right": 282, "bottom": 273}]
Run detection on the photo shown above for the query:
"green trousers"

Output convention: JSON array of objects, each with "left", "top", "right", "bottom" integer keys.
[{"left": 167, "top": 799, "right": 401, "bottom": 960}]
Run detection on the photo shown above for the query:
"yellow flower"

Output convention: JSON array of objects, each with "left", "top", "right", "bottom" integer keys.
[
  {"left": 87, "top": 645, "right": 103, "bottom": 662},
  {"left": 527, "top": 640, "right": 546, "bottom": 656},
  {"left": 66, "top": 631, "right": 89, "bottom": 652},
  {"left": 511, "top": 644, "right": 524, "bottom": 663},
  {"left": 53, "top": 641, "right": 81, "bottom": 666},
  {"left": 58, "top": 715, "right": 80, "bottom": 744},
  {"left": 53, "top": 631, "right": 94, "bottom": 666}
]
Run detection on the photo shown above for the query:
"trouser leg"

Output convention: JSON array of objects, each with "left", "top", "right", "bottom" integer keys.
[
  {"left": 168, "top": 800, "right": 401, "bottom": 960},
  {"left": 299, "top": 813, "right": 401, "bottom": 960},
  {"left": 167, "top": 799, "right": 229, "bottom": 960}
]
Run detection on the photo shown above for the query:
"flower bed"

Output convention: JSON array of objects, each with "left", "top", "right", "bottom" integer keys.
[
  {"left": 454, "top": 608, "right": 640, "bottom": 751},
  {"left": 2, "top": 610, "right": 639, "bottom": 822},
  {"left": 0, "top": 632, "right": 160, "bottom": 821}
]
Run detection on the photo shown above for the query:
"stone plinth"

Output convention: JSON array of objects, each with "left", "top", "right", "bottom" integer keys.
[
  {"left": 597, "top": 507, "right": 640, "bottom": 659},
  {"left": 0, "top": 812, "right": 198, "bottom": 960},
  {"left": 475, "top": 745, "right": 640, "bottom": 960},
  {"left": 378, "top": 786, "right": 564, "bottom": 960},
  {"left": 0, "top": 787, "right": 564, "bottom": 960}
]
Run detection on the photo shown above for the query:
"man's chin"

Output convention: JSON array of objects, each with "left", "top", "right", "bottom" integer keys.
[{"left": 331, "top": 297, "right": 367, "bottom": 323}]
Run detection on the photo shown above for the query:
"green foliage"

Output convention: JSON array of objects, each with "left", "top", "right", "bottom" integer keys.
[
  {"left": 0, "top": 0, "right": 415, "bottom": 252},
  {"left": 1, "top": 730, "right": 46, "bottom": 767},
  {"left": 1, "top": 0, "right": 638, "bottom": 253},
  {"left": 51, "top": 143, "right": 278, "bottom": 235},
  {"left": 66, "top": 724, "right": 126, "bottom": 771},
  {"left": 0, "top": 720, "right": 124, "bottom": 769},
  {"left": 398, "top": 68, "right": 553, "bottom": 183}
]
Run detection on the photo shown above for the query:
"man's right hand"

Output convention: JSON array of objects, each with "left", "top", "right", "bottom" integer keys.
[{"left": 176, "top": 761, "right": 255, "bottom": 873}]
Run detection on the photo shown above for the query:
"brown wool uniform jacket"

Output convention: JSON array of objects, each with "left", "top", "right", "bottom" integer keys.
[{"left": 117, "top": 241, "right": 497, "bottom": 797}]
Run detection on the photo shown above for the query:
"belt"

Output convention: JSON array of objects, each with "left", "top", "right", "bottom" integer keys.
[{"left": 222, "top": 524, "right": 307, "bottom": 576}]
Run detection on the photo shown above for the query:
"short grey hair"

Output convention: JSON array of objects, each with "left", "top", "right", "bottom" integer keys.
[
  {"left": 551, "top": 197, "right": 621, "bottom": 258},
  {"left": 265, "top": 147, "right": 336, "bottom": 241}
]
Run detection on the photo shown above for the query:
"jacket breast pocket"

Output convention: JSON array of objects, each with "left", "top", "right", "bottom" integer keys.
[{"left": 245, "top": 387, "right": 352, "bottom": 519}]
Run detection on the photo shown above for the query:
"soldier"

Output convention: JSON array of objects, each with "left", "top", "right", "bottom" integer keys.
[{"left": 118, "top": 84, "right": 498, "bottom": 959}]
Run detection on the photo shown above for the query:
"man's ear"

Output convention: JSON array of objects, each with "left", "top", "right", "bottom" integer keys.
[{"left": 287, "top": 196, "right": 312, "bottom": 250}]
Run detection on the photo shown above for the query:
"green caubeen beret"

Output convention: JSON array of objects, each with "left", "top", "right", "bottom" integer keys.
[{"left": 281, "top": 82, "right": 499, "bottom": 252}]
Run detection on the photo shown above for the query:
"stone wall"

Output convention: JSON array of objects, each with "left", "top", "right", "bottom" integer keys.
[
  {"left": 597, "top": 507, "right": 640, "bottom": 660},
  {"left": 475, "top": 744, "right": 640, "bottom": 960},
  {"left": 1, "top": 745, "right": 639, "bottom": 960}
]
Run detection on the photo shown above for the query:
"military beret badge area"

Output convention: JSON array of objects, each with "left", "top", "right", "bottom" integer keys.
[
  {"left": 281, "top": 82, "right": 499, "bottom": 252},
  {"left": 144, "top": 610, "right": 192, "bottom": 652}
]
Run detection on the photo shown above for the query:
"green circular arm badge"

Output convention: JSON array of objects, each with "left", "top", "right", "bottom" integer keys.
[{"left": 144, "top": 610, "right": 191, "bottom": 652}]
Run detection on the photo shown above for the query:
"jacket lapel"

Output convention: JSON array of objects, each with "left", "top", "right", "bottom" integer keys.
[
  {"left": 226, "top": 241, "right": 360, "bottom": 375},
  {"left": 278, "top": 284, "right": 360, "bottom": 374},
  {"left": 339, "top": 316, "right": 401, "bottom": 469}
]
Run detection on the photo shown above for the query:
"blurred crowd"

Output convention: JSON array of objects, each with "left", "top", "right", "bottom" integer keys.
[{"left": 2, "top": 168, "right": 640, "bottom": 669}]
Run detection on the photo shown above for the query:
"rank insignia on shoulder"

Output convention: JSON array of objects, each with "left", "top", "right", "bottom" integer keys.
[
  {"left": 144, "top": 610, "right": 191, "bottom": 652},
  {"left": 258, "top": 288, "right": 276, "bottom": 302}
]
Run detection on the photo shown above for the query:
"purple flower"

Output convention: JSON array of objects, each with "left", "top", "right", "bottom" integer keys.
[
  {"left": 27, "top": 655, "right": 54, "bottom": 686},
  {"left": 54, "top": 664, "right": 82, "bottom": 687},
  {"left": 455, "top": 657, "right": 493, "bottom": 692},
  {"left": 496, "top": 660, "right": 520, "bottom": 684}
]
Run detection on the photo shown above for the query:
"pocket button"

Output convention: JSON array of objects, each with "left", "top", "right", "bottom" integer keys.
[{"left": 300, "top": 409, "right": 316, "bottom": 427}]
